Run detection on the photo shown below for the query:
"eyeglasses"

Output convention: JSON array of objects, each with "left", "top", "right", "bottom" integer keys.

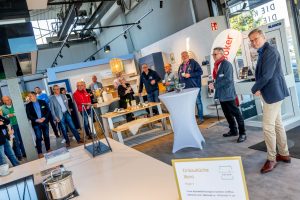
[
  {"left": 211, "top": 53, "right": 220, "bottom": 56},
  {"left": 249, "top": 36, "right": 261, "bottom": 44}
]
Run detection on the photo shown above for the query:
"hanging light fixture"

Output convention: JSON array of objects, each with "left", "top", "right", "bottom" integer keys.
[
  {"left": 104, "top": 45, "right": 111, "bottom": 53},
  {"left": 109, "top": 58, "right": 124, "bottom": 74}
]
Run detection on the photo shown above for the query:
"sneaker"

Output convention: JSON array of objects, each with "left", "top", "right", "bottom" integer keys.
[{"left": 61, "top": 139, "right": 66, "bottom": 144}]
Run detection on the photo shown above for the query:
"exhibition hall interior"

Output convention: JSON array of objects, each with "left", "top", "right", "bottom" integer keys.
[{"left": 1, "top": 0, "right": 300, "bottom": 199}]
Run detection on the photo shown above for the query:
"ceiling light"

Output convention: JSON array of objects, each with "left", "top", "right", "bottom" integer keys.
[
  {"left": 137, "top": 24, "right": 142, "bottom": 30},
  {"left": 59, "top": 53, "right": 63, "bottom": 58},
  {"left": 65, "top": 43, "right": 70, "bottom": 48},
  {"left": 123, "top": 34, "right": 127, "bottom": 39},
  {"left": 104, "top": 45, "right": 111, "bottom": 53}
]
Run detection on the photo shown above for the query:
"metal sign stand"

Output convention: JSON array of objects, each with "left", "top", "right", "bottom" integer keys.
[{"left": 82, "top": 104, "right": 112, "bottom": 157}]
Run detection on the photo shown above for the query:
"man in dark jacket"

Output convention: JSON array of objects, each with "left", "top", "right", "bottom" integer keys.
[
  {"left": 209, "top": 47, "right": 246, "bottom": 143},
  {"left": 249, "top": 28, "right": 290, "bottom": 174},
  {"left": 26, "top": 91, "right": 51, "bottom": 158},
  {"left": 138, "top": 64, "right": 161, "bottom": 102},
  {"left": 178, "top": 51, "right": 204, "bottom": 123},
  {"left": 0, "top": 115, "right": 19, "bottom": 167}
]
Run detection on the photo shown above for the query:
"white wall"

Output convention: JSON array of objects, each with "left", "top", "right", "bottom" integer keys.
[
  {"left": 140, "top": 16, "right": 228, "bottom": 116},
  {"left": 140, "top": 16, "right": 227, "bottom": 76},
  {"left": 37, "top": 42, "right": 97, "bottom": 72},
  {"left": 55, "top": 59, "right": 136, "bottom": 92}
]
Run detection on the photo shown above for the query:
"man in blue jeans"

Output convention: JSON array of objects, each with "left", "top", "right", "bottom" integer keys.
[
  {"left": 35, "top": 87, "right": 60, "bottom": 138},
  {"left": 26, "top": 92, "right": 51, "bottom": 158},
  {"left": 138, "top": 64, "right": 161, "bottom": 102},
  {"left": 0, "top": 115, "right": 19, "bottom": 166},
  {"left": 1, "top": 96, "right": 26, "bottom": 161},
  {"left": 178, "top": 51, "right": 204, "bottom": 124},
  {"left": 50, "top": 85, "right": 84, "bottom": 147}
]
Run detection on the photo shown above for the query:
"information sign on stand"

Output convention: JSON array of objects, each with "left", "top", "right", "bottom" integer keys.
[{"left": 172, "top": 156, "right": 249, "bottom": 200}]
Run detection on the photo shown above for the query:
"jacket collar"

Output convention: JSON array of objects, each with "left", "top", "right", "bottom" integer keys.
[{"left": 257, "top": 42, "right": 269, "bottom": 55}]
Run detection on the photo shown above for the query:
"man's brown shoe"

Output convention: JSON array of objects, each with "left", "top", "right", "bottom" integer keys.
[
  {"left": 276, "top": 154, "right": 291, "bottom": 163},
  {"left": 260, "top": 160, "right": 278, "bottom": 174},
  {"left": 38, "top": 154, "right": 44, "bottom": 159},
  {"left": 77, "top": 139, "right": 84, "bottom": 144}
]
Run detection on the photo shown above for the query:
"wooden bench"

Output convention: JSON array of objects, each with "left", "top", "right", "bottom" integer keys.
[{"left": 111, "top": 113, "right": 171, "bottom": 143}]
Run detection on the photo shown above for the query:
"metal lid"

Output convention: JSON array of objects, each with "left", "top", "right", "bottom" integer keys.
[{"left": 43, "top": 170, "right": 72, "bottom": 184}]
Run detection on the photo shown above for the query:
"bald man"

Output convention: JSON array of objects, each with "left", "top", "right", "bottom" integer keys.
[
  {"left": 163, "top": 63, "right": 175, "bottom": 92},
  {"left": 88, "top": 75, "right": 103, "bottom": 91},
  {"left": 178, "top": 51, "right": 204, "bottom": 124},
  {"left": 1, "top": 96, "right": 26, "bottom": 160}
]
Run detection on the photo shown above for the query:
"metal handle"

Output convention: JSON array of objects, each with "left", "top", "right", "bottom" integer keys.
[{"left": 50, "top": 168, "right": 63, "bottom": 180}]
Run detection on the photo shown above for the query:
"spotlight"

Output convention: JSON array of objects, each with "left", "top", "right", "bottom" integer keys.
[
  {"left": 54, "top": 61, "right": 58, "bottom": 65},
  {"left": 104, "top": 45, "right": 110, "bottom": 53},
  {"left": 137, "top": 24, "right": 142, "bottom": 30},
  {"left": 59, "top": 53, "right": 63, "bottom": 58},
  {"left": 123, "top": 34, "right": 127, "bottom": 39},
  {"left": 90, "top": 56, "right": 96, "bottom": 61},
  {"left": 65, "top": 43, "right": 70, "bottom": 48},
  {"left": 160, "top": 1, "right": 163, "bottom": 8}
]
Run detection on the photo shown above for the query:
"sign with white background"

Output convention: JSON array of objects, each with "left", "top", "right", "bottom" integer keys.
[{"left": 172, "top": 157, "right": 249, "bottom": 200}]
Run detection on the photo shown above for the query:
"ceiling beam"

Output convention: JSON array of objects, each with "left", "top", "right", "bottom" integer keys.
[{"left": 48, "top": 0, "right": 115, "bottom": 6}]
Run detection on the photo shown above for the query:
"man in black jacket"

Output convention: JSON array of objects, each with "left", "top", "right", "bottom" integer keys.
[
  {"left": 26, "top": 91, "right": 51, "bottom": 158},
  {"left": 138, "top": 64, "right": 161, "bottom": 102}
]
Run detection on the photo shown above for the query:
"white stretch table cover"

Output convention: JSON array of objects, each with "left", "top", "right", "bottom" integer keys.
[
  {"left": 0, "top": 139, "right": 178, "bottom": 200},
  {"left": 159, "top": 88, "right": 205, "bottom": 153}
]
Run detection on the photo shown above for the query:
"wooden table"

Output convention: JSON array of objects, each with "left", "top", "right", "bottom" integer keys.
[
  {"left": 0, "top": 139, "right": 179, "bottom": 200},
  {"left": 101, "top": 102, "right": 163, "bottom": 139}
]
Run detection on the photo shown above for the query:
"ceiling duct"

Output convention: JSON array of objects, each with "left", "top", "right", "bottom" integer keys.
[
  {"left": 80, "top": 1, "right": 115, "bottom": 37},
  {"left": 57, "top": 4, "right": 78, "bottom": 41}
]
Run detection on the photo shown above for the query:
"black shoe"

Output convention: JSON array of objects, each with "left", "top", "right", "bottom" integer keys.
[
  {"left": 223, "top": 132, "right": 238, "bottom": 137},
  {"left": 237, "top": 135, "right": 247, "bottom": 143}
]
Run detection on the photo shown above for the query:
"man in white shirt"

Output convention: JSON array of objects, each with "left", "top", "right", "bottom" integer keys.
[{"left": 49, "top": 85, "right": 83, "bottom": 147}]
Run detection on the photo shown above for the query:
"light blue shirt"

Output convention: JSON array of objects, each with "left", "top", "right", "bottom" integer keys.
[
  {"left": 55, "top": 95, "right": 67, "bottom": 112},
  {"left": 37, "top": 93, "right": 49, "bottom": 104},
  {"left": 33, "top": 101, "right": 42, "bottom": 119}
]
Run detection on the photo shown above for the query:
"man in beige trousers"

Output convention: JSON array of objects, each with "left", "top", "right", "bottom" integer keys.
[{"left": 249, "top": 28, "right": 291, "bottom": 174}]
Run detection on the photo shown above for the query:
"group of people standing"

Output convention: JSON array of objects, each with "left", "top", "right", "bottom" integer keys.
[
  {"left": 135, "top": 28, "right": 290, "bottom": 174},
  {"left": 0, "top": 28, "right": 290, "bottom": 174}
]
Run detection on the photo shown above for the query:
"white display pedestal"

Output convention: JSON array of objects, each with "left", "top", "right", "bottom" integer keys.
[{"left": 159, "top": 88, "right": 205, "bottom": 153}]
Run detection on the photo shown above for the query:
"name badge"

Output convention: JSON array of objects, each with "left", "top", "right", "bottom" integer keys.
[{"left": 219, "top": 74, "right": 224, "bottom": 77}]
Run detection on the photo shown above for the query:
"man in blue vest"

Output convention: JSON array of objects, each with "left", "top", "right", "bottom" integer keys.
[{"left": 249, "top": 28, "right": 290, "bottom": 174}]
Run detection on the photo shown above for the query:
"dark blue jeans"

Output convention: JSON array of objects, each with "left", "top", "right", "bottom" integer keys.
[
  {"left": 59, "top": 112, "right": 81, "bottom": 143},
  {"left": 33, "top": 123, "right": 50, "bottom": 154},
  {"left": 147, "top": 90, "right": 159, "bottom": 102},
  {"left": 196, "top": 89, "right": 204, "bottom": 120},
  {"left": 80, "top": 109, "right": 92, "bottom": 137},
  {"left": 12, "top": 124, "right": 26, "bottom": 158},
  {"left": 0, "top": 139, "right": 19, "bottom": 166}
]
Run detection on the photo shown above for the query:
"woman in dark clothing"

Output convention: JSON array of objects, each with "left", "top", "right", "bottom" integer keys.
[
  {"left": 0, "top": 115, "right": 19, "bottom": 167},
  {"left": 118, "top": 77, "right": 134, "bottom": 121}
]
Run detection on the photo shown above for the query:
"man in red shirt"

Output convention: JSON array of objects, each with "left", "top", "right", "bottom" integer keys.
[{"left": 73, "top": 81, "right": 92, "bottom": 139}]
